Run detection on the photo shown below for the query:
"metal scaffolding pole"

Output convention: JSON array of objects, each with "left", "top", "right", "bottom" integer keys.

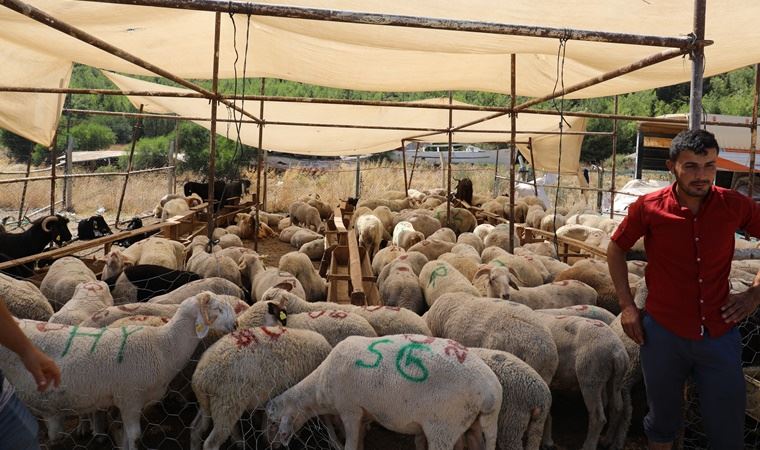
[
  {"left": 401, "top": 140, "right": 409, "bottom": 196},
  {"left": 206, "top": 12, "right": 221, "bottom": 243},
  {"left": 688, "top": 0, "right": 707, "bottom": 130},
  {"left": 254, "top": 79, "right": 266, "bottom": 252},
  {"left": 508, "top": 54, "right": 517, "bottom": 253},
  {"left": 610, "top": 95, "right": 619, "bottom": 218},
  {"left": 115, "top": 104, "right": 144, "bottom": 226},
  {"left": 446, "top": 91, "right": 453, "bottom": 227},
  {"left": 749, "top": 64, "right": 759, "bottom": 201}
]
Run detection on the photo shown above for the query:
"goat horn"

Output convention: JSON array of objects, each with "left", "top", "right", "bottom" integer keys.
[{"left": 41, "top": 215, "right": 58, "bottom": 232}]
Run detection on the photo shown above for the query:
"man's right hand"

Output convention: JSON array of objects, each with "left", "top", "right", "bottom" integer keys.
[
  {"left": 20, "top": 346, "right": 61, "bottom": 392},
  {"left": 621, "top": 304, "right": 645, "bottom": 345}
]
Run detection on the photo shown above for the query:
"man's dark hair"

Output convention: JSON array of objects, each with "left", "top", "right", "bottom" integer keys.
[{"left": 669, "top": 129, "right": 720, "bottom": 162}]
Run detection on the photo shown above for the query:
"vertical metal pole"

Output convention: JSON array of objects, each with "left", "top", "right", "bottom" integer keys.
[
  {"left": 401, "top": 140, "right": 409, "bottom": 196},
  {"left": 49, "top": 134, "right": 57, "bottom": 216},
  {"left": 63, "top": 134, "right": 73, "bottom": 211},
  {"left": 493, "top": 146, "right": 501, "bottom": 197},
  {"left": 610, "top": 95, "right": 619, "bottom": 217},
  {"left": 408, "top": 142, "right": 420, "bottom": 189},
  {"left": 254, "top": 79, "right": 266, "bottom": 251},
  {"left": 207, "top": 12, "right": 222, "bottom": 242},
  {"left": 115, "top": 104, "right": 144, "bottom": 226},
  {"left": 354, "top": 156, "right": 361, "bottom": 198},
  {"left": 688, "top": 0, "right": 706, "bottom": 130},
  {"left": 167, "top": 139, "right": 175, "bottom": 195},
  {"left": 528, "top": 137, "right": 538, "bottom": 196},
  {"left": 508, "top": 54, "right": 517, "bottom": 252},
  {"left": 262, "top": 149, "right": 269, "bottom": 211},
  {"left": 169, "top": 120, "right": 179, "bottom": 194},
  {"left": 446, "top": 91, "right": 453, "bottom": 227},
  {"left": 749, "top": 64, "right": 759, "bottom": 201},
  {"left": 17, "top": 144, "right": 32, "bottom": 223}
]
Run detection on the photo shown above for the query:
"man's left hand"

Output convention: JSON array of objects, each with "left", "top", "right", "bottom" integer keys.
[{"left": 722, "top": 288, "right": 760, "bottom": 324}]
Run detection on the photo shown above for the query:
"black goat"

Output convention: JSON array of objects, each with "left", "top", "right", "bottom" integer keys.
[
  {"left": 184, "top": 181, "right": 225, "bottom": 209},
  {"left": 0, "top": 215, "right": 73, "bottom": 277},
  {"left": 219, "top": 179, "right": 252, "bottom": 207},
  {"left": 454, "top": 177, "right": 474, "bottom": 205},
  {"left": 77, "top": 215, "right": 113, "bottom": 241},
  {"left": 115, "top": 217, "right": 155, "bottom": 247},
  {"left": 104, "top": 264, "right": 201, "bottom": 302}
]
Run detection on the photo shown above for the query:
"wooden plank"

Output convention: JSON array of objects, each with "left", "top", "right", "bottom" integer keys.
[
  {"left": 347, "top": 229, "right": 366, "bottom": 305},
  {"left": 643, "top": 135, "right": 672, "bottom": 149}
]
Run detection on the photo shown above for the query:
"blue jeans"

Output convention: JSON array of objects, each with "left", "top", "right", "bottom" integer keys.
[
  {"left": 0, "top": 394, "right": 41, "bottom": 450},
  {"left": 640, "top": 313, "right": 745, "bottom": 449}
]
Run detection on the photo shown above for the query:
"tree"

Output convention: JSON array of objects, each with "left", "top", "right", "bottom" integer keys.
[
  {"left": 0, "top": 130, "right": 36, "bottom": 164},
  {"left": 70, "top": 122, "right": 116, "bottom": 151}
]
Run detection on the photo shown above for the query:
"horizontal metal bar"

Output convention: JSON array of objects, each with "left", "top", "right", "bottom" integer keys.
[
  {"left": 0, "top": 166, "right": 174, "bottom": 184},
  {"left": 80, "top": 0, "right": 694, "bottom": 48}
]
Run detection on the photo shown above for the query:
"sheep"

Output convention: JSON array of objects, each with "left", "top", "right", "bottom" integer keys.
[
  {"left": 429, "top": 227, "right": 457, "bottom": 243},
  {"left": 484, "top": 224, "right": 520, "bottom": 252},
  {"left": 225, "top": 224, "right": 242, "bottom": 237},
  {"left": 82, "top": 303, "right": 180, "bottom": 327},
  {"left": 218, "top": 233, "right": 243, "bottom": 249},
  {"left": 451, "top": 243, "right": 482, "bottom": 262},
  {"left": 473, "top": 223, "right": 495, "bottom": 241},
  {"left": 392, "top": 251, "right": 429, "bottom": 276},
  {"left": 371, "top": 245, "right": 406, "bottom": 275},
  {"left": 238, "top": 253, "right": 306, "bottom": 302},
  {"left": 189, "top": 325, "right": 332, "bottom": 450},
  {"left": 102, "top": 237, "right": 185, "bottom": 280},
  {"left": 438, "top": 252, "right": 480, "bottom": 281},
  {"left": 39, "top": 256, "right": 98, "bottom": 310},
  {"left": 526, "top": 205, "right": 547, "bottom": 228},
  {"left": 160, "top": 196, "right": 201, "bottom": 221},
  {"left": 472, "top": 265, "right": 516, "bottom": 300},
  {"left": 279, "top": 225, "right": 304, "bottom": 243},
  {"left": 539, "top": 213, "right": 566, "bottom": 232},
  {"left": 358, "top": 197, "right": 418, "bottom": 212},
  {"left": 263, "top": 301, "right": 377, "bottom": 346},
  {"left": 425, "top": 294, "right": 559, "bottom": 385},
  {"left": 0, "top": 272, "right": 54, "bottom": 320},
  {"left": 520, "top": 196, "right": 546, "bottom": 209},
  {"left": 290, "top": 228, "right": 323, "bottom": 249},
  {"left": 419, "top": 260, "right": 480, "bottom": 307},
  {"left": 392, "top": 221, "right": 425, "bottom": 250},
  {"left": 481, "top": 245, "right": 510, "bottom": 264},
  {"left": 110, "top": 315, "right": 170, "bottom": 328},
  {"left": 0, "top": 214, "right": 73, "bottom": 277},
  {"left": 187, "top": 249, "right": 242, "bottom": 287},
  {"left": 278, "top": 251, "right": 327, "bottom": 301},
  {"left": 433, "top": 205, "right": 477, "bottom": 234},
  {"left": 147, "top": 277, "right": 245, "bottom": 305},
  {"left": 398, "top": 212, "right": 441, "bottom": 238},
  {"left": 153, "top": 193, "right": 184, "bottom": 218},
  {"left": 488, "top": 254, "right": 545, "bottom": 287},
  {"left": 514, "top": 250, "right": 569, "bottom": 282},
  {"left": 457, "top": 232, "right": 484, "bottom": 254},
  {"left": 627, "top": 259, "right": 647, "bottom": 278},
  {"left": 407, "top": 238, "right": 456, "bottom": 261},
  {"left": 419, "top": 197, "right": 444, "bottom": 209},
  {"left": 482, "top": 198, "right": 507, "bottom": 218},
  {"left": 211, "top": 227, "right": 228, "bottom": 241},
  {"left": 105, "top": 264, "right": 203, "bottom": 304},
  {"left": 554, "top": 259, "right": 621, "bottom": 314},
  {"left": 215, "top": 246, "right": 254, "bottom": 265},
  {"left": 277, "top": 217, "right": 291, "bottom": 231},
  {"left": 508, "top": 279, "right": 599, "bottom": 310},
  {"left": 299, "top": 238, "right": 325, "bottom": 260},
  {"left": 378, "top": 261, "right": 426, "bottom": 314},
  {"left": 504, "top": 200, "right": 529, "bottom": 223},
  {"left": 537, "top": 304, "right": 617, "bottom": 325},
  {"left": 356, "top": 214, "right": 384, "bottom": 260},
  {"left": 306, "top": 197, "right": 333, "bottom": 220},
  {"left": 371, "top": 205, "right": 395, "bottom": 235},
  {"left": 534, "top": 313, "right": 630, "bottom": 450},
  {"left": 0, "top": 292, "right": 236, "bottom": 449},
  {"left": 259, "top": 211, "right": 285, "bottom": 228},
  {"left": 471, "top": 348, "right": 552, "bottom": 450},
  {"left": 266, "top": 334, "right": 502, "bottom": 450},
  {"left": 49, "top": 281, "right": 114, "bottom": 325},
  {"left": 289, "top": 201, "right": 321, "bottom": 231},
  {"left": 518, "top": 241, "right": 558, "bottom": 258}
]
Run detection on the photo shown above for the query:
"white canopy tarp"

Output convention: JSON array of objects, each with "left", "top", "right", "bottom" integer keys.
[
  {"left": 1, "top": 1, "right": 759, "bottom": 146},
  {"left": 104, "top": 71, "right": 587, "bottom": 174}
]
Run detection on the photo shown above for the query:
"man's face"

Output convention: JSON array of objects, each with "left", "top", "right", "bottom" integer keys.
[{"left": 666, "top": 147, "right": 718, "bottom": 198}]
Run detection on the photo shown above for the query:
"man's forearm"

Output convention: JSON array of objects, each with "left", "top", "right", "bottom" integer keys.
[
  {"left": 0, "top": 299, "right": 36, "bottom": 358},
  {"left": 607, "top": 241, "right": 635, "bottom": 309}
]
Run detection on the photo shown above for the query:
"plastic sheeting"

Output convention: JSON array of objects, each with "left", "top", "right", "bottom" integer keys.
[
  {"left": 104, "top": 71, "right": 587, "bottom": 173},
  {"left": 1, "top": 1, "right": 759, "bottom": 147}
]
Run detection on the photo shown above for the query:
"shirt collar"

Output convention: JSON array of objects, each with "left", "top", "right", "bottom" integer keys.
[{"left": 667, "top": 181, "right": 716, "bottom": 215}]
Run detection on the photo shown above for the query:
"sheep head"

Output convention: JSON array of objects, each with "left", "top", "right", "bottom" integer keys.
[{"left": 191, "top": 291, "right": 237, "bottom": 338}]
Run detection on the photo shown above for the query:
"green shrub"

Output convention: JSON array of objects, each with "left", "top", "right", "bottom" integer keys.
[{"left": 70, "top": 122, "right": 116, "bottom": 151}]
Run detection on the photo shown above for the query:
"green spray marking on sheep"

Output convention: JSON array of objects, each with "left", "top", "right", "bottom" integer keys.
[
  {"left": 428, "top": 265, "right": 448, "bottom": 287},
  {"left": 355, "top": 338, "right": 393, "bottom": 369},
  {"left": 395, "top": 343, "right": 433, "bottom": 383},
  {"left": 61, "top": 326, "right": 107, "bottom": 357},
  {"left": 490, "top": 259, "right": 506, "bottom": 268},
  {"left": 117, "top": 326, "right": 144, "bottom": 363}
]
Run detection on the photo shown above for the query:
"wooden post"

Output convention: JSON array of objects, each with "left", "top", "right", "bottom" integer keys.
[
  {"left": 508, "top": 54, "right": 517, "bottom": 252},
  {"left": 115, "top": 104, "right": 144, "bottom": 226},
  {"left": 528, "top": 137, "right": 538, "bottom": 196},
  {"left": 408, "top": 142, "right": 420, "bottom": 189},
  {"left": 254, "top": 79, "right": 266, "bottom": 251},
  {"left": 748, "top": 64, "right": 759, "bottom": 201},
  {"left": 401, "top": 140, "right": 409, "bottom": 195},
  {"left": 206, "top": 12, "right": 222, "bottom": 244},
  {"left": 493, "top": 145, "right": 500, "bottom": 197},
  {"left": 446, "top": 91, "right": 453, "bottom": 227},
  {"left": 49, "top": 133, "right": 57, "bottom": 216},
  {"left": 354, "top": 155, "right": 361, "bottom": 198},
  {"left": 688, "top": 0, "right": 706, "bottom": 130},
  {"left": 167, "top": 139, "right": 175, "bottom": 195},
  {"left": 63, "top": 135, "right": 73, "bottom": 211},
  {"left": 610, "top": 95, "right": 619, "bottom": 217},
  {"left": 17, "top": 144, "right": 32, "bottom": 223}
]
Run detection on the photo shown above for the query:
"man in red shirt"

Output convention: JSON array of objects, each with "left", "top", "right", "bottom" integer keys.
[{"left": 608, "top": 129, "right": 760, "bottom": 450}]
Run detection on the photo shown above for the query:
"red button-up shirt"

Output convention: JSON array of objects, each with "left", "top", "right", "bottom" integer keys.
[{"left": 611, "top": 183, "right": 760, "bottom": 340}]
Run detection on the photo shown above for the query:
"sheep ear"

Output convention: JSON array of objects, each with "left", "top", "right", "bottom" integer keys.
[
  {"left": 194, "top": 292, "right": 213, "bottom": 338},
  {"left": 509, "top": 280, "right": 520, "bottom": 290}
]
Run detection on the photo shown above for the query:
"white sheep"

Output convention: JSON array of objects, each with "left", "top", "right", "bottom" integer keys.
[
  {"left": 473, "top": 223, "right": 495, "bottom": 242},
  {"left": 419, "top": 260, "right": 480, "bottom": 307},
  {"left": 471, "top": 347, "right": 552, "bottom": 450},
  {"left": 82, "top": 303, "right": 180, "bottom": 327},
  {"left": 483, "top": 224, "right": 520, "bottom": 252},
  {"left": 299, "top": 237, "right": 326, "bottom": 260},
  {"left": 393, "top": 210, "right": 441, "bottom": 237},
  {"left": 186, "top": 248, "right": 242, "bottom": 286},
  {"left": 392, "top": 221, "right": 424, "bottom": 250},
  {"left": 49, "top": 281, "right": 114, "bottom": 326},
  {"left": 147, "top": 277, "right": 245, "bottom": 305},
  {"left": 289, "top": 201, "right": 321, "bottom": 231},
  {"left": 160, "top": 196, "right": 200, "bottom": 221},
  {"left": 266, "top": 334, "right": 502, "bottom": 450},
  {"left": 217, "top": 233, "right": 243, "bottom": 249},
  {"left": 356, "top": 214, "right": 384, "bottom": 259},
  {"left": 438, "top": 252, "right": 480, "bottom": 281},
  {"left": 433, "top": 205, "right": 477, "bottom": 234},
  {"left": 263, "top": 300, "right": 377, "bottom": 346},
  {"left": 0, "top": 272, "right": 54, "bottom": 320},
  {"left": 371, "top": 244, "right": 406, "bottom": 275},
  {"left": 190, "top": 326, "right": 332, "bottom": 450},
  {"left": 472, "top": 265, "right": 516, "bottom": 300},
  {"left": 451, "top": 242, "right": 482, "bottom": 262},
  {"left": 290, "top": 228, "right": 323, "bottom": 249},
  {"left": 0, "top": 292, "right": 236, "bottom": 449},
  {"left": 508, "top": 279, "right": 599, "bottom": 310},
  {"left": 238, "top": 253, "right": 306, "bottom": 302},
  {"left": 407, "top": 238, "right": 456, "bottom": 261},
  {"left": 429, "top": 227, "right": 457, "bottom": 243},
  {"left": 537, "top": 304, "right": 617, "bottom": 325},
  {"left": 279, "top": 225, "right": 305, "bottom": 243},
  {"left": 278, "top": 251, "right": 327, "bottom": 301},
  {"left": 378, "top": 261, "right": 426, "bottom": 314},
  {"left": 457, "top": 232, "right": 484, "bottom": 254},
  {"left": 488, "top": 253, "right": 545, "bottom": 287},
  {"left": 425, "top": 294, "right": 558, "bottom": 385},
  {"left": 554, "top": 258, "right": 621, "bottom": 314},
  {"left": 39, "top": 256, "right": 98, "bottom": 310},
  {"left": 102, "top": 237, "right": 185, "bottom": 280}
]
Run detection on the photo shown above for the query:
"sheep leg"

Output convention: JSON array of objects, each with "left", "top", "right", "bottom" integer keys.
[
  {"left": 190, "top": 410, "right": 210, "bottom": 450},
  {"left": 422, "top": 421, "right": 464, "bottom": 450},
  {"left": 203, "top": 399, "right": 247, "bottom": 450},
  {"left": 600, "top": 386, "right": 631, "bottom": 450},
  {"left": 119, "top": 408, "right": 143, "bottom": 450},
  {"left": 525, "top": 406, "right": 549, "bottom": 450},
  {"left": 479, "top": 409, "right": 500, "bottom": 450},
  {"left": 339, "top": 409, "right": 364, "bottom": 450},
  {"left": 540, "top": 413, "right": 555, "bottom": 449},
  {"left": 579, "top": 384, "right": 607, "bottom": 450},
  {"left": 44, "top": 415, "right": 65, "bottom": 442}
]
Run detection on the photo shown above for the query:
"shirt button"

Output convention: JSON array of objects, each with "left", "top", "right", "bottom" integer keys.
[
  {"left": 699, "top": 299, "right": 704, "bottom": 303},
  {"left": 702, "top": 316, "right": 706, "bottom": 320},
  {"left": 699, "top": 278, "right": 703, "bottom": 283},
  {"left": 693, "top": 218, "right": 697, "bottom": 222},
  {"left": 695, "top": 237, "right": 700, "bottom": 242}
]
